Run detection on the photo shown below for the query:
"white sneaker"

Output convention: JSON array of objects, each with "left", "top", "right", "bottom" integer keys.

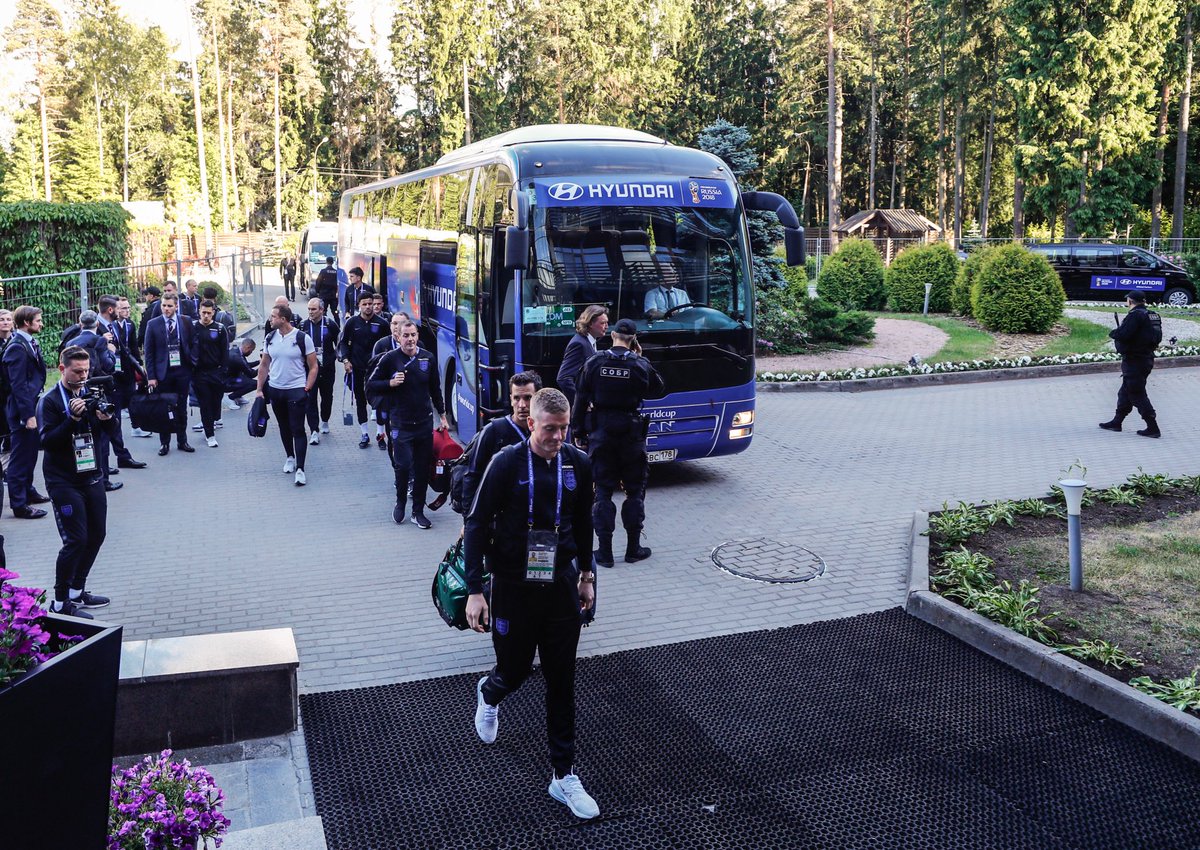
[
  {"left": 295, "top": 469, "right": 306, "bottom": 486},
  {"left": 206, "top": 436, "right": 218, "bottom": 448},
  {"left": 474, "top": 677, "right": 498, "bottom": 744},
  {"left": 283, "top": 457, "right": 296, "bottom": 474},
  {"left": 130, "top": 428, "right": 151, "bottom": 438},
  {"left": 215, "top": 420, "right": 223, "bottom": 429},
  {"left": 225, "top": 399, "right": 240, "bottom": 411},
  {"left": 548, "top": 773, "right": 599, "bottom": 819},
  {"left": 309, "top": 430, "right": 320, "bottom": 445},
  {"left": 319, "top": 421, "right": 330, "bottom": 434},
  {"left": 191, "top": 423, "right": 204, "bottom": 432}
]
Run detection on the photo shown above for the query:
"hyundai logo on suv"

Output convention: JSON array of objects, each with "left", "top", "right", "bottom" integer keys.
[{"left": 547, "top": 182, "right": 584, "bottom": 201}]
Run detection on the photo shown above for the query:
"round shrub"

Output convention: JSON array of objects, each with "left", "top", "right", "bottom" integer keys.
[
  {"left": 755, "top": 284, "right": 808, "bottom": 354},
  {"left": 804, "top": 297, "right": 875, "bottom": 346},
  {"left": 970, "top": 244, "right": 1065, "bottom": 333},
  {"left": 816, "top": 238, "right": 886, "bottom": 310},
  {"left": 884, "top": 243, "right": 958, "bottom": 313},
  {"left": 952, "top": 246, "right": 998, "bottom": 316}
]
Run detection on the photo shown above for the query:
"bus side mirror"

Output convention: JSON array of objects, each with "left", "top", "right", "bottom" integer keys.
[
  {"left": 505, "top": 227, "right": 530, "bottom": 270},
  {"left": 784, "top": 228, "right": 806, "bottom": 267}
]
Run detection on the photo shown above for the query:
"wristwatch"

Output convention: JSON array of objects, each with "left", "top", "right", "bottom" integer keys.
[{"left": 579, "top": 571, "right": 595, "bottom": 584}]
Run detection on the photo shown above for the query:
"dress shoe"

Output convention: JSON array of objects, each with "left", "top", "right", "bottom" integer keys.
[
  {"left": 104, "top": 480, "right": 123, "bottom": 492},
  {"left": 158, "top": 444, "right": 170, "bottom": 456},
  {"left": 13, "top": 507, "right": 47, "bottom": 519},
  {"left": 28, "top": 491, "right": 50, "bottom": 505},
  {"left": 117, "top": 459, "right": 147, "bottom": 469},
  {"left": 176, "top": 441, "right": 195, "bottom": 453}
]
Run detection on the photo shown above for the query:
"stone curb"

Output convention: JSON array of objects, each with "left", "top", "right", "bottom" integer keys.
[
  {"left": 758, "top": 355, "right": 1200, "bottom": 393},
  {"left": 905, "top": 510, "right": 1200, "bottom": 764}
]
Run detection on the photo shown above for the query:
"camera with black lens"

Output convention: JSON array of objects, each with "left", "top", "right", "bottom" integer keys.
[{"left": 82, "top": 375, "right": 117, "bottom": 417}]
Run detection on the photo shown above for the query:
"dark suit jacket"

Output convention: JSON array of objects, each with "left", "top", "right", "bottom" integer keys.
[
  {"left": 3, "top": 333, "right": 47, "bottom": 429},
  {"left": 224, "top": 343, "right": 258, "bottom": 381},
  {"left": 143, "top": 315, "right": 198, "bottom": 382},
  {"left": 72, "top": 329, "right": 117, "bottom": 375},
  {"left": 179, "top": 295, "right": 200, "bottom": 319},
  {"left": 556, "top": 332, "right": 595, "bottom": 404},
  {"left": 343, "top": 284, "right": 376, "bottom": 318},
  {"left": 111, "top": 318, "right": 143, "bottom": 376},
  {"left": 138, "top": 299, "right": 162, "bottom": 346}
]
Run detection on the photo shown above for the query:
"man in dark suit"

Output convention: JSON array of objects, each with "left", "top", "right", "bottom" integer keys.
[
  {"left": 2, "top": 305, "right": 50, "bottom": 518},
  {"left": 143, "top": 294, "right": 197, "bottom": 455},
  {"left": 116, "top": 296, "right": 152, "bottom": 438},
  {"left": 137, "top": 285, "right": 162, "bottom": 347},
  {"left": 342, "top": 267, "right": 374, "bottom": 319},
  {"left": 556, "top": 305, "right": 608, "bottom": 406},
  {"left": 96, "top": 296, "right": 147, "bottom": 478},
  {"left": 179, "top": 279, "right": 201, "bottom": 319}
]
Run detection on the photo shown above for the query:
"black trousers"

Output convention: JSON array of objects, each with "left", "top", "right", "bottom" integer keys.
[
  {"left": 388, "top": 420, "right": 431, "bottom": 511},
  {"left": 481, "top": 574, "right": 583, "bottom": 777},
  {"left": 8, "top": 425, "right": 39, "bottom": 510},
  {"left": 48, "top": 480, "right": 107, "bottom": 601},
  {"left": 225, "top": 376, "right": 255, "bottom": 401},
  {"left": 588, "top": 415, "right": 649, "bottom": 537},
  {"left": 306, "top": 363, "right": 336, "bottom": 430},
  {"left": 194, "top": 371, "right": 225, "bottom": 438},
  {"left": 271, "top": 386, "right": 309, "bottom": 468},
  {"left": 97, "top": 394, "right": 133, "bottom": 484},
  {"left": 113, "top": 374, "right": 138, "bottom": 429},
  {"left": 283, "top": 274, "right": 296, "bottom": 301},
  {"left": 322, "top": 296, "right": 340, "bottom": 324},
  {"left": 350, "top": 371, "right": 370, "bottom": 424},
  {"left": 1116, "top": 356, "right": 1156, "bottom": 422},
  {"left": 157, "top": 371, "right": 191, "bottom": 445}
]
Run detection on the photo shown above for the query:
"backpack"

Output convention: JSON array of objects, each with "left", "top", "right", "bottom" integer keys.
[
  {"left": 426, "top": 428, "right": 465, "bottom": 511},
  {"left": 1144, "top": 310, "right": 1163, "bottom": 349},
  {"left": 59, "top": 324, "right": 82, "bottom": 354},
  {"left": 448, "top": 429, "right": 485, "bottom": 515}
]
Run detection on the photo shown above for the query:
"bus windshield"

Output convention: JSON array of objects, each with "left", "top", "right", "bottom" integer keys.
[{"left": 527, "top": 200, "right": 753, "bottom": 334}]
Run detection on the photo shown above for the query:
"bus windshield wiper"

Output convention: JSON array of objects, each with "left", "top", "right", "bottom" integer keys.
[{"left": 651, "top": 342, "right": 747, "bottom": 366}]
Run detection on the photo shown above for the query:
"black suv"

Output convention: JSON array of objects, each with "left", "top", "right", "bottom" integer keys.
[{"left": 1026, "top": 243, "right": 1195, "bottom": 306}]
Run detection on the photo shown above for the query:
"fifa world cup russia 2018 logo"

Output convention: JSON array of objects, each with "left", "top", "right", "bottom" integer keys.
[{"left": 689, "top": 181, "right": 701, "bottom": 204}]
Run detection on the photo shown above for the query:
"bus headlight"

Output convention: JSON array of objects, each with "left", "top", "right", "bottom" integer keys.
[
  {"left": 732, "top": 410, "right": 754, "bottom": 427},
  {"left": 728, "top": 427, "right": 752, "bottom": 439}
]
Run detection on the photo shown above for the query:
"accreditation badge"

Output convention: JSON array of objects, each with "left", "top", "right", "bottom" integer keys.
[
  {"left": 526, "top": 529, "right": 557, "bottom": 583},
  {"left": 74, "top": 433, "right": 97, "bottom": 473},
  {"left": 168, "top": 343, "right": 181, "bottom": 368},
  {"left": 315, "top": 347, "right": 324, "bottom": 367}
]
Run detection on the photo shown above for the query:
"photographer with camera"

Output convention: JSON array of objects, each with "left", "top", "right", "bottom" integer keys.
[{"left": 38, "top": 345, "right": 117, "bottom": 619}]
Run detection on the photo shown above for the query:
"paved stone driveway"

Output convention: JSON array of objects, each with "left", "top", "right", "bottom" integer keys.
[{"left": 6, "top": 365, "right": 1197, "bottom": 693}]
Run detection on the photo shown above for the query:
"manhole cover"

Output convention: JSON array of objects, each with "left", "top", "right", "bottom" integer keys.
[{"left": 710, "top": 538, "right": 826, "bottom": 584}]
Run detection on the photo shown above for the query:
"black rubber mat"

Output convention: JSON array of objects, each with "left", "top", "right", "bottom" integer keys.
[{"left": 300, "top": 608, "right": 1200, "bottom": 849}]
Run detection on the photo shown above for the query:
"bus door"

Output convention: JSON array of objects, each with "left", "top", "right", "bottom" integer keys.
[
  {"left": 454, "top": 232, "right": 480, "bottom": 442},
  {"left": 419, "top": 241, "right": 458, "bottom": 429}
]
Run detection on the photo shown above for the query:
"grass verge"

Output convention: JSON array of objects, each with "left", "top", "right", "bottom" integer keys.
[
  {"left": 867, "top": 312, "right": 995, "bottom": 362},
  {"left": 1032, "top": 317, "right": 1113, "bottom": 357}
]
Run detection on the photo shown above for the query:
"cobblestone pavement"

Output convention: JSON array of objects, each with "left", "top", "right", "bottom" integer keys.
[{"left": 6, "top": 359, "right": 1198, "bottom": 694}]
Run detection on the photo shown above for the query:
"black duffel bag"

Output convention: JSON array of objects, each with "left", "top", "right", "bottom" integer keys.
[
  {"left": 129, "top": 390, "right": 181, "bottom": 435},
  {"left": 247, "top": 394, "right": 270, "bottom": 438}
]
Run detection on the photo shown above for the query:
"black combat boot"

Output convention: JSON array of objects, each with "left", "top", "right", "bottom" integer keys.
[
  {"left": 624, "top": 532, "right": 652, "bottom": 563},
  {"left": 1137, "top": 418, "right": 1161, "bottom": 438},
  {"left": 594, "top": 535, "right": 615, "bottom": 569},
  {"left": 1098, "top": 416, "right": 1123, "bottom": 432}
]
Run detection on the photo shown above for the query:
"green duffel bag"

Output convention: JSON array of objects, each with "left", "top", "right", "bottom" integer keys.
[{"left": 432, "top": 539, "right": 488, "bottom": 630}]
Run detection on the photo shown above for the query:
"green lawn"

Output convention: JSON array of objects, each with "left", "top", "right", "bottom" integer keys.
[
  {"left": 870, "top": 312, "right": 995, "bottom": 362},
  {"left": 1032, "top": 317, "right": 1113, "bottom": 357}
]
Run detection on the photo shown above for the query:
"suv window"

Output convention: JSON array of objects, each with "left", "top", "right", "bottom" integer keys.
[
  {"left": 1121, "top": 248, "right": 1155, "bottom": 269},
  {"left": 1074, "top": 246, "right": 1118, "bottom": 267}
]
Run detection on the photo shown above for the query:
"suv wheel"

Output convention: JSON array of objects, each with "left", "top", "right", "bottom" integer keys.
[{"left": 1164, "top": 287, "right": 1193, "bottom": 307}]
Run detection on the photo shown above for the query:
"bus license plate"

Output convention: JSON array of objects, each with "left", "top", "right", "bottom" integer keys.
[{"left": 647, "top": 449, "right": 677, "bottom": 463}]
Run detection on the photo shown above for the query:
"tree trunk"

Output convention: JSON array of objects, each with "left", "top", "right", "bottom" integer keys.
[
  {"left": 93, "top": 78, "right": 105, "bottom": 184},
  {"left": 801, "top": 140, "right": 812, "bottom": 224},
  {"left": 826, "top": 0, "right": 842, "bottom": 248},
  {"left": 868, "top": 13, "right": 878, "bottom": 210},
  {"left": 936, "top": 9, "right": 947, "bottom": 232},
  {"left": 953, "top": 101, "right": 964, "bottom": 246},
  {"left": 274, "top": 67, "right": 283, "bottom": 232},
  {"left": 1151, "top": 81, "right": 1171, "bottom": 242},
  {"left": 1013, "top": 150, "right": 1025, "bottom": 240},
  {"left": 898, "top": 0, "right": 911, "bottom": 209},
  {"left": 38, "top": 80, "right": 51, "bottom": 201},
  {"left": 122, "top": 101, "right": 129, "bottom": 203},
  {"left": 212, "top": 19, "right": 231, "bottom": 232},
  {"left": 980, "top": 97, "right": 995, "bottom": 238},
  {"left": 462, "top": 56, "right": 472, "bottom": 145},
  {"left": 228, "top": 65, "right": 240, "bottom": 220},
  {"left": 1172, "top": 9, "right": 1194, "bottom": 249},
  {"left": 190, "top": 54, "right": 213, "bottom": 250}
]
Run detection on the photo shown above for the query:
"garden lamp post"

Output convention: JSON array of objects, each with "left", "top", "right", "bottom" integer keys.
[
  {"left": 923, "top": 281, "right": 933, "bottom": 316},
  {"left": 1059, "top": 478, "right": 1087, "bottom": 592},
  {"left": 311, "top": 137, "right": 329, "bottom": 222}
]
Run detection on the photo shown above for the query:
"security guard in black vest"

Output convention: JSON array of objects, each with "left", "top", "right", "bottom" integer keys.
[
  {"left": 367, "top": 320, "right": 447, "bottom": 528},
  {"left": 571, "top": 317, "right": 664, "bottom": 567},
  {"left": 1100, "top": 290, "right": 1162, "bottom": 438}
]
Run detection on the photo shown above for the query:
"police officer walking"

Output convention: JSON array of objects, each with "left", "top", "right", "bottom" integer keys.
[
  {"left": 465, "top": 388, "right": 598, "bottom": 819},
  {"left": 39, "top": 345, "right": 117, "bottom": 619},
  {"left": 1100, "top": 290, "right": 1162, "bottom": 438},
  {"left": 367, "top": 320, "right": 447, "bottom": 527},
  {"left": 572, "top": 318, "right": 664, "bottom": 567},
  {"left": 299, "top": 298, "right": 339, "bottom": 444}
]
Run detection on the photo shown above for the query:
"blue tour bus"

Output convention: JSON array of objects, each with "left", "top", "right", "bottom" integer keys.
[{"left": 337, "top": 124, "right": 804, "bottom": 459}]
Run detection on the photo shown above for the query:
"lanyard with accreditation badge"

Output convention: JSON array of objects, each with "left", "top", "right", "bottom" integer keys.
[
  {"left": 59, "top": 383, "right": 97, "bottom": 473},
  {"left": 526, "top": 446, "right": 562, "bottom": 583}
]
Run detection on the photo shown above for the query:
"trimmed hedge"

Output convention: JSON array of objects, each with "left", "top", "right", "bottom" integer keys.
[
  {"left": 885, "top": 242, "right": 958, "bottom": 312},
  {"left": 952, "top": 246, "right": 997, "bottom": 316},
  {"left": 970, "top": 244, "right": 1065, "bottom": 333},
  {"left": 816, "top": 238, "right": 886, "bottom": 310},
  {"left": 755, "top": 285, "right": 875, "bottom": 355}
]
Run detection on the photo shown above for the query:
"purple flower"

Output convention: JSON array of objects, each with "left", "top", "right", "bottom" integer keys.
[{"left": 108, "top": 750, "right": 231, "bottom": 849}]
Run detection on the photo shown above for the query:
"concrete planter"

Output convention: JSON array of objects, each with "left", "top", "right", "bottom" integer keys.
[
  {"left": 0, "top": 615, "right": 123, "bottom": 850},
  {"left": 905, "top": 510, "right": 1200, "bottom": 764}
]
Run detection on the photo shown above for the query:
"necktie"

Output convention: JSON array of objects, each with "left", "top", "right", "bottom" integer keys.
[
  {"left": 168, "top": 319, "right": 176, "bottom": 337},
  {"left": 31, "top": 337, "right": 41, "bottom": 359}
]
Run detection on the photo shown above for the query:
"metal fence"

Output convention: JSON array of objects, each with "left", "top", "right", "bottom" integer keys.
[{"left": 0, "top": 249, "right": 267, "bottom": 343}]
